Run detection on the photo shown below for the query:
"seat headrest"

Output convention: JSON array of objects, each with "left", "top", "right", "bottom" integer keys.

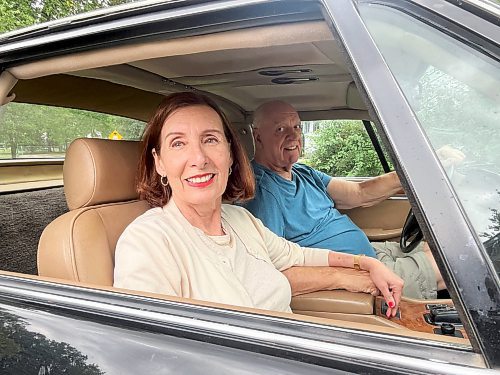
[
  {"left": 64, "top": 138, "right": 141, "bottom": 210},
  {"left": 232, "top": 122, "right": 255, "bottom": 161}
]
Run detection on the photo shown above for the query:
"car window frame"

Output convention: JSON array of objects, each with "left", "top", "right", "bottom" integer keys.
[
  {"left": 0, "top": 272, "right": 483, "bottom": 373},
  {"left": 321, "top": 0, "right": 500, "bottom": 366}
]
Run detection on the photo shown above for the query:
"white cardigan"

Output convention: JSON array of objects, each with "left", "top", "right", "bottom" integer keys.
[{"left": 114, "top": 200, "right": 329, "bottom": 312}]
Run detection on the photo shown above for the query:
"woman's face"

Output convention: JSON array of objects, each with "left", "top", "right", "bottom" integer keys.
[{"left": 153, "top": 105, "right": 232, "bottom": 209}]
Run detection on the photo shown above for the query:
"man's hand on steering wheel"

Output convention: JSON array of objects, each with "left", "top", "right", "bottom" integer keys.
[{"left": 436, "top": 145, "right": 466, "bottom": 170}]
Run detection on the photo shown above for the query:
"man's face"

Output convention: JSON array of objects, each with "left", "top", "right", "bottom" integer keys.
[{"left": 253, "top": 105, "right": 302, "bottom": 173}]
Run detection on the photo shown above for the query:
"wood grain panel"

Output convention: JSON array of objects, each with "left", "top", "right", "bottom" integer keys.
[{"left": 375, "top": 296, "right": 468, "bottom": 340}]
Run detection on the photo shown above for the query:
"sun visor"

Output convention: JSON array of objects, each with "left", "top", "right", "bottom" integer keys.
[{"left": 0, "top": 71, "right": 18, "bottom": 106}]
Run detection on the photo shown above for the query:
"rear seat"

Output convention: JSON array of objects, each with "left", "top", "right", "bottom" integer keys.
[{"left": 0, "top": 187, "right": 67, "bottom": 275}]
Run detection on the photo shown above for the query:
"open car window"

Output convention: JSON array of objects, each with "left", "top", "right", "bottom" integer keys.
[
  {"left": 301, "top": 119, "right": 392, "bottom": 177},
  {"left": 0, "top": 102, "right": 145, "bottom": 160}
]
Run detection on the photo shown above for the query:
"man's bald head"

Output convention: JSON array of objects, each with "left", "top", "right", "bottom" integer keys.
[
  {"left": 253, "top": 100, "right": 299, "bottom": 129},
  {"left": 251, "top": 100, "right": 302, "bottom": 178}
]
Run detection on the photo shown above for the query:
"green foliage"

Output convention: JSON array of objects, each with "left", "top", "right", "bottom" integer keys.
[
  {"left": 0, "top": 0, "right": 135, "bottom": 34},
  {"left": 0, "top": 0, "right": 144, "bottom": 159},
  {"left": 36, "top": 0, "right": 107, "bottom": 23},
  {"left": 0, "top": 308, "right": 104, "bottom": 374},
  {"left": 307, "top": 120, "right": 386, "bottom": 177},
  {"left": 0, "top": 0, "right": 36, "bottom": 33},
  {"left": 0, "top": 103, "right": 144, "bottom": 158},
  {"left": 483, "top": 208, "right": 500, "bottom": 239}
]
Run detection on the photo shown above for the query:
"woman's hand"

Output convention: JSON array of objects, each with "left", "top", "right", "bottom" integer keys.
[
  {"left": 326, "top": 251, "right": 403, "bottom": 316},
  {"left": 282, "top": 267, "right": 379, "bottom": 297},
  {"left": 334, "top": 268, "right": 379, "bottom": 296},
  {"left": 362, "top": 257, "right": 404, "bottom": 318}
]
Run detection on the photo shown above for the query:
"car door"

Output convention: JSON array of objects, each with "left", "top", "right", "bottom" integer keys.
[
  {"left": 0, "top": 0, "right": 498, "bottom": 373},
  {"left": 322, "top": 0, "right": 500, "bottom": 367}
]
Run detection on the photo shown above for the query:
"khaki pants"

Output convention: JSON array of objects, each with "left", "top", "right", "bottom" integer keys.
[{"left": 371, "top": 241, "right": 437, "bottom": 299}]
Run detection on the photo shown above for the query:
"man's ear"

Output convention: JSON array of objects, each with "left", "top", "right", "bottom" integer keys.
[{"left": 253, "top": 129, "right": 262, "bottom": 146}]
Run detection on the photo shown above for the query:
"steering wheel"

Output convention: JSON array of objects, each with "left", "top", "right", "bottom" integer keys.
[
  {"left": 400, "top": 210, "right": 423, "bottom": 253},
  {"left": 399, "top": 165, "right": 500, "bottom": 255}
]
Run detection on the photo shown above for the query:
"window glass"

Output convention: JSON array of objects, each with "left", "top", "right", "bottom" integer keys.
[
  {"left": 0, "top": 102, "right": 145, "bottom": 160},
  {"left": 301, "top": 119, "right": 388, "bottom": 177},
  {"left": 359, "top": 4, "right": 500, "bottom": 273}
]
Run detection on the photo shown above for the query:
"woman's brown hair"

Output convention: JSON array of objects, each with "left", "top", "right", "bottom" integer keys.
[{"left": 138, "top": 92, "right": 255, "bottom": 207}]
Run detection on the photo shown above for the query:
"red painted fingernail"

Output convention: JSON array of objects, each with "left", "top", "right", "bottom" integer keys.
[{"left": 388, "top": 301, "right": 395, "bottom": 308}]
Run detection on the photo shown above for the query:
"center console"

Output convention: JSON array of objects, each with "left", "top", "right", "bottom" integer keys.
[{"left": 375, "top": 296, "right": 468, "bottom": 339}]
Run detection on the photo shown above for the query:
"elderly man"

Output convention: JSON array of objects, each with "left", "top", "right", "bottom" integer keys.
[{"left": 243, "top": 100, "right": 463, "bottom": 299}]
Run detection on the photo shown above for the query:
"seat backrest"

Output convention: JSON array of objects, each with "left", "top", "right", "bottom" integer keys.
[
  {"left": 38, "top": 138, "right": 150, "bottom": 285},
  {"left": 231, "top": 121, "right": 255, "bottom": 161}
]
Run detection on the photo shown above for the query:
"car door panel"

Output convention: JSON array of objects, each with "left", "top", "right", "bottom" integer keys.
[{"left": 340, "top": 197, "right": 409, "bottom": 241}]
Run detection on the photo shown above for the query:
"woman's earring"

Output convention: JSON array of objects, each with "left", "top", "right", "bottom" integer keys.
[
  {"left": 160, "top": 176, "right": 169, "bottom": 187},
  {"left": 228, "top": 166, "right": 232, "bottom": 175}
]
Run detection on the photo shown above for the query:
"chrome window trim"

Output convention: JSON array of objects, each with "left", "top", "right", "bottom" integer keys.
[{"left": 0, "top": 274, "right": 486, "bottom": 373}]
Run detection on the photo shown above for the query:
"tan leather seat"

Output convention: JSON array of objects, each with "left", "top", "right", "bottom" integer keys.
[
  {"left": 36, "top": 134, "right": 378, "bottom": 320},
  {"left": 37, "top": 138, "right": 150, "bottom": 285}
]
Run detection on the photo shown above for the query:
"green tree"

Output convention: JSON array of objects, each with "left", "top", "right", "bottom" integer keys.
[
  {"left": 0, "top": 103, "right": 144, "bottom": 158},
  {"left": 0, "top": 0, "right": 36, "bottom": 33},
  {"left": 483, "top": 208, "right": 500, "bottom": 240},
  {"left": 481, "top": 193, "right": 500, "bottom": 275},
  {"left": 0, "top": 103, "right": 45, "bottom": 158},
  {"left": 0, "top": 0, "right": 135, "bottom": 34},
  {"left": 0, "top": 308, "right": 104, "bottom": 374},
  {"left": 307, "top": 120, "right": 386, "bottom": 177},
  {"left": 36, "top": 0, "right": 107, "bottom": 23}
]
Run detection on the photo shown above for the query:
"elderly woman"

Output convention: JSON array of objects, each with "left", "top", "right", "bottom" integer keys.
[{"left": 114, "top": 92, "right": 403, "bottom": 316}]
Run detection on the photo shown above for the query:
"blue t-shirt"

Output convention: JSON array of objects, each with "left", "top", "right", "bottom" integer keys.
[{"left": 243, "top": 161, "right": 376, "bottom": 257}]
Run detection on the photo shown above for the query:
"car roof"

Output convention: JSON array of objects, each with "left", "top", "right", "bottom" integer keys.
[
  {"left": 2, "top": 0, "right": 497, "bottom": 123},
  {"left": 0, "top": 0, "right": 369, "bottom": 124}
]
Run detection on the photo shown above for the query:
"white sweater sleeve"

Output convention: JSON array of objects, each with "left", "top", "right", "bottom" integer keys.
[
  {"left": 248, "top": 212, "right": 330, "bottom": 271},
  {"left": 114, "top": 220, "right": 181, "bottom": 297}
]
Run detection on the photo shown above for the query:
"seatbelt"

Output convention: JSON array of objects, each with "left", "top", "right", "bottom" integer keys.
[{"left": 363, "top": 120, "right": 391, "bottom": 173}]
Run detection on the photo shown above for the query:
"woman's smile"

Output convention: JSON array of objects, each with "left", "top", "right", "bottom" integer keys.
[
  {"left": 153, "top": 104, "right": 232, "bottom": 210},
  {"left": 185, "top": 173, "right": 216, "bottom": 187}
]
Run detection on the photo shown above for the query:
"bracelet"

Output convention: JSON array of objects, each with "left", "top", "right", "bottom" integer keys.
[{"left": 353, "top": 254, "right": 365, "bottom": 271}]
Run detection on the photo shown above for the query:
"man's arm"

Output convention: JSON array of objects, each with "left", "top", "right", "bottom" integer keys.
[
  {"left": 282, "top": 266, "right": 378, "bottom": 296},
  {"left": 326, "top": 171, "right": 402, "bottom": 209},
  {"left": 326, "top": 145, "right": 465, "bottom": 210}
]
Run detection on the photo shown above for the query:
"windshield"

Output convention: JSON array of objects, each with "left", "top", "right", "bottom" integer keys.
[{"left": 359, "top": 3, "right": 500, "bottom": 273}]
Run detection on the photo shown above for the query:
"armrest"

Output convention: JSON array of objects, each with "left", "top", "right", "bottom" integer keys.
[
  {"left": 363, "top": 227, "right": 402, "bottom": 241},
  {"left": 290, "top": 290, "right": 374, "bottom": 315}
]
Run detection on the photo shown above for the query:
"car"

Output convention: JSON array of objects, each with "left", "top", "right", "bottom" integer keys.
[{"left": 0, "top": 0, "right": 499, "bottom": 373}]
